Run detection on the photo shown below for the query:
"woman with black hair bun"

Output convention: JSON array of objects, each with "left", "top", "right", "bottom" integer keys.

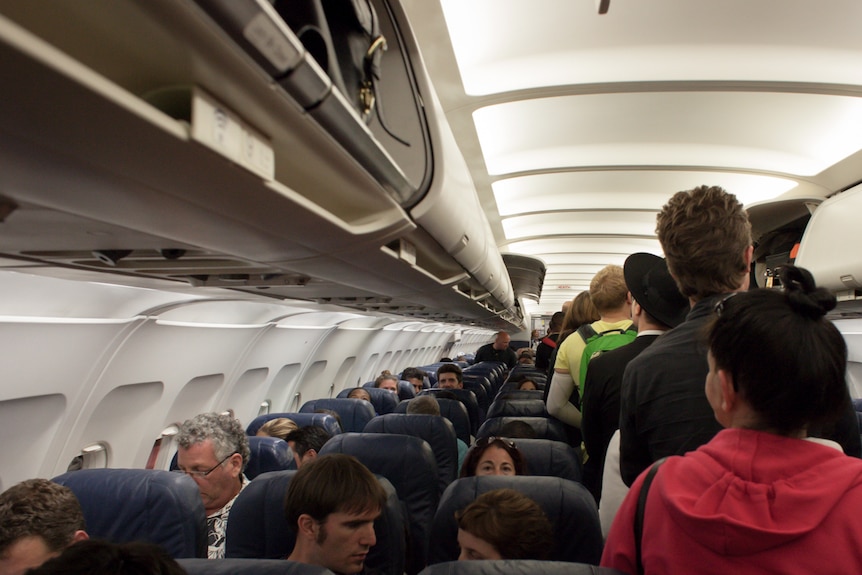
[{"left": 603, "top": 265, "right": 862, "bottom": 575}]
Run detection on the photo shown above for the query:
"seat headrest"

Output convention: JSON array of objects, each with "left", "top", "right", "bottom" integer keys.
[
  {"left": 501, "top": 438, "right": 582, "bottom": 482},
  {"left": 429, "top": 476, "right": 601, "bottom": 565},
  {"left": 486, "top": 398, "right": 548, "bottom": 419},
  {"left": 419, "top": 389, "right": 480, "bottom": 436},
  {"left": 225, "top": 470, "right": 405, "bottom": 575},
  {"left": 476, "top": 417, "right": 567, "bottom": 443},
  {"left": 245, "top": 436, "right": 294, "bottom": 479},
  {"left": 178, "top": 558, "right": 334, "bottom": 574},
  {"left": 364, "top": 413, "right": 458, "bottom": 494},
  {"left": 337, "top": 386, "right": 398, "bottom": 415},
  {"left": 299, "top": 398, "right": 376, "bottom": 433},
  {"left": 246, "top": 413, "right": 342, "bottom": 437},
  {"left": 52, "top": 469, "right": 206, "bottom": 558},
  {"left": 394, "top": 398, "right": 471, "bottom": 445},
  {"left": 418, "top": 560, "right": 626, "bottom": 575}
]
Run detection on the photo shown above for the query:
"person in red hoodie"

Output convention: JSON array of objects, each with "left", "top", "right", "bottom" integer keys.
[{"left": 602, "top": 264, "right": 862, "bottom": 575}]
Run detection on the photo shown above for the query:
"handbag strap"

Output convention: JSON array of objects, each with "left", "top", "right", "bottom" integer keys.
[{"left": 634, "top": 457, "right": 667, "bottom": 575}]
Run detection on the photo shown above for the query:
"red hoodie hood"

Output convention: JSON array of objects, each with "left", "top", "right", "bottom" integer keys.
[{"left": 657, "top": 428, "right": 862, "bottom": 556}]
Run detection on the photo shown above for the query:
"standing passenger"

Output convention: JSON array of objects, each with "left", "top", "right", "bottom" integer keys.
[
  {"left": 618, "top": 185, "right": 859, "bottom": 486},
  {"left": 603, "top": 265, "right": 862, "bottom": 574},
  {"left": 473, "top": 331, "right": 517, "bottom": 368},
  {"left": 581, "top": 253, "right": 687, "bottom": 504},
  {"left": 175, "top": 412, "right": 250, "bottom": 559}
]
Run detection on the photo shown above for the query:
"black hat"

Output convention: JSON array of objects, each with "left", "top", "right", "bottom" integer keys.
[{"left": 623, "top": 253, "right": 689, "bottom": 328}]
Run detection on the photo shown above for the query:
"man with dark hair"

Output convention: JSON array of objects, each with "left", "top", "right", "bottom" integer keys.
[
  {"left": 285, "top": 426, "right": 333, "bottom": 469},
  {"left": 176, "top": 412, "right": 250, "bottom": 558},
  {"left": 401, "top": 367, "right": 427, "bottom": 395},
  {"left": 0, "top": 479, "right": 89, "bottom": 575},
  {"left": 285, "top": 454, "right": 387, "bottom": 574},
  {"left": 436, "top": 363, "right": 463, "bottom": 390},
  {"left": 473, "top": 331, "right": 517, "bottom": 368},
  {"left": 535, "top": 311, "right": 564, "bottom": 371},
  {"left": 619, "top": 185, "right": 860, "bottom": 486}
]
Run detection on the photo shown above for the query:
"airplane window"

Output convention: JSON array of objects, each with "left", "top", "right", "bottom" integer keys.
[
  {"left": 289, "top": 392, "right": 301, "bottom": 412},
  {"left": 145, "top": 425, "right": 180, "bottom": 470},
  {"left": 258, "top": 400, "right": 272, "bottom": 416},
  {"left": 71, "top": 442, "right": 108, "bottom": 470}
]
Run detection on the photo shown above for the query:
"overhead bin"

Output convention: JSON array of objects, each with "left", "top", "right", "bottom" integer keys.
[
  {"left": 0, "top": 0, "right": 519, "bottom": 328},
  {"left": 795, "top": 183, "right": 862, "bottom": 294}
]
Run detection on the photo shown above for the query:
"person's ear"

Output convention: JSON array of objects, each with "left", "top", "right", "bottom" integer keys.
[
  {"left": 744, "top": 244, "right": 754, "bottom": 268},
  {"left": 72, "top": 530, "right": 89, "bottom": 543},
  {"left": 297, "top": 514, "right": 317, "bottom": 539},
  {"left": 717, "top": 369, "right": 737, "bottom": 414}
]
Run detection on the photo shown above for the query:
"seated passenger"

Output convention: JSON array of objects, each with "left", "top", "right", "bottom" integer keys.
[
  {"left": 516, "top": 348, "right": 535, "bottom": 366},
  {"left": 456, "top": 489, "right": 552, "bottom": 561},
  {"left": 285, "top": 454, "right": 387, "bottom": 575},
  {"left": 408, "top": 394, "right": 468, "bottom": 469},
  {"left": 460, "top": 437, "right": 527, "bottom": 477},
  {"left": 374, "top": 371, "right": 399, "bottom": 394},
  {"left": 347, "top": 387, "right": 373, "bottom": 403},
  {"left": 498, "top": 420, "right": 537, "bottom": 439},
  {"left": 515, "top": 377, "right": 538, "bottom": 391},
  {"left": 176, "top": 412, "right": 250, "bottom": 559},
  {"left": 24, "top": 540, "right": 186, "bottom": 575},
  {"left": 255, "top": 417, "right": 298, "bottom": 441},
  {"left": 602, "top": 265, "right": 862, "bottom": 574},
  {"left": 284, "top": 425, "right": 332, "bottom": 469},
  {"left": 401, "top": 367, "right": 427, "bottom": 395},
  {"left": 437, "top": 363, "right": 463, "bottom": 389},
  {"left": 0, "top": 479, "right": 89, "bottom": 575}
]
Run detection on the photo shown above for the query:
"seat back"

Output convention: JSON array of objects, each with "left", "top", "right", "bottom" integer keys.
[
  {"left": 338, "top": 386, "right": 399, "bottom": 415},
  {"left": 52, "top": 469, "right": 206, "bottom": 558},
  {"left": 246, "top": 412, "right": 342, "bottom": 436},
  {"left": 225, "top": 470, "right": 405, "bottom": 575},
  {"left": 395, "top": 397, "right": 471, "bottom": 445},
  {"left": 245, "top": 436, "right": 295, "bottom": 478},
  {"left": 420, "top": 389, "right": 480, "bottom": 436},
  {"left": 428, "top": 476, "right": 601, "bottom": 565},
  {"left": 178, "top": 558, "right": 333, "bottom": 575},
  {"left": 506, "top": 438, "right": 582, "bottom": 482},
  {"left": 397, "top": 380, "right": 417, "bottom": 401},
  {"left": 364, "top": 413, "right": 458, "bottom": 494},
  {"left": 418, "top": 560, "right": 626, "bottom": 575},
  {"left": 319, "top": 433, "right": 439, "bottom": 575},
  {"left": 476, "top": 416, "right": 568, "bottom": 443},
  {"left": 299, "top": 398, "right": 376, "bottom": 433},
  {"left": 486, "top": 398, "right": 548, "bottom": 419}
]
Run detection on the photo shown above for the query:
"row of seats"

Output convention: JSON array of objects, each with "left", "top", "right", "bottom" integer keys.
[{"left": 176, "top": 558, "right": 624, "bottom": 575}]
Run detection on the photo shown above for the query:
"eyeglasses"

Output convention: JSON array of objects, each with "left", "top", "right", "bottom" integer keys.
[
  {"left": 713, "top": 292, "right": 739, "bottom": 317},
  {"left": 174, "top": 452, "right": 237, "bottom": 478},
  {"left": 477, "top": 436, "right": 517, "bottom": 449}
]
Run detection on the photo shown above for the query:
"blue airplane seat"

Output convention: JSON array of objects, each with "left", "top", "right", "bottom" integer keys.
[
  {"left": 245, "top": 436, "right": 295, "bottom": 478},
  {"left": 419, "top": 388, "right": 480, "bottom": 437},
  {"left": 476, "top": 416, "right": 568, "bottom": 443},
  {"left": 492, "top": 389, "right": 545, "bottom": 402},
  {"left": 428, "top": 475, "right": 602, "bottom": 565},
  {"left": 225, "top": 469, "right": 405, "bottom": 575},
  {"left": 178, "top": 558, "right": 334, "bottom": 575},
  {"left": 246, "top": 412, "right": 342, "bottom": 437},
  {"left": 419, "top": 560, "right": 625, "bottom": 575},
  {"left": 394, "top": 397, "right": 471, "bottom": 445},
  {"left": 397, "top": 380, "right": 416, "bottom": 401},
  {"left": 465, "top": 361, "right": 508, "bottom": 394},
  {"left": 478, "top": 437, "right": 582, "bottom": 483},
  {"left": 319, "top": 433, "right": 439, "bottom": 575},
  {"left": 486, "top": 398, "right": 548, "bottom": 419},
  {"left": 299, "top": 398, "right": 376, "bottom": 433},
  {"left": 52, "top": 469, "right": 206, "bottom": 558},
  {"left": 338, "top": 386, "right": 399, "bottom": 415},
  {"left": 364, "top": 413, "right": 458, "bottom": 495}
]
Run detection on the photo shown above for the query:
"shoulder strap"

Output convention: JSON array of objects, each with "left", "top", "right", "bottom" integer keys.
[
  {"left": 540, "top": 335, "right": 557, "bottom": 349},
  {"left": 635, "top": 457, "right": 667, "bottom": 575},
  {"left": 576, "top": 323, "right": 597, "bottom": 342}
]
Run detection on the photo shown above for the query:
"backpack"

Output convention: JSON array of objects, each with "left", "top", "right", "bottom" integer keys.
[{"left": 572, "top": 323, "right": 637, "bottom": 405}]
